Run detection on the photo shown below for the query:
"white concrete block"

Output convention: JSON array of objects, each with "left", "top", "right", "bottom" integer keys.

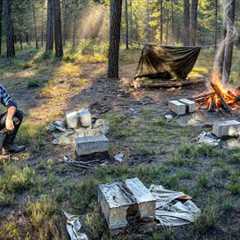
[
  {"left": 168, "top": 100, "right": 186, "bottom": 115},
  {"left": 98, "top": 178, "right": 156, "bottom": 230},
  {"left": 125, "top": 178, "right": 156, "bottom": 219},
  {"left": 98, "top": 182, "right": 132, "bottom": 230},
  {"left": 212, "top": 120, "right": 240, "bottom": 138},
  {"left": 79, "top": 109, "right": 92, "bottom": 128},
  {"left": 65, "top": 111, "right": 79, "bottom": 129},
  {"left": 75, "top": 135, "right": 109, "bottom": 156},
  {"left": 179, "top": 98, "right": 196, "bottom": 113}
]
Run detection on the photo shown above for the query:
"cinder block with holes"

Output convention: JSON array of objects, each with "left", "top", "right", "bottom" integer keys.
[
  {"left": 212, "top": 120, "right": 240, "bottom": 138},
  {"left": 179, "top": 98, "right": 196, "bottom": 113},
  {"left": 168, "top": 100, "right": 186, "bottom": 115}
]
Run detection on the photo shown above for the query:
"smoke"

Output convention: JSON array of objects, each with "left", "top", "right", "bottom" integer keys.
[
  {"left": 213, "top": 0, "right": 238, "bottom": 83},
  {"left": 78, "top": 5, "right": 107, "bottom": 41}
]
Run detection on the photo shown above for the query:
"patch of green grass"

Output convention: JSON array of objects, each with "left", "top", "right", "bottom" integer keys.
[
  {"left": 197, "top": 174, "right": 209, "bottom": 189},
  {"left": 226, "top": 183, "right": 240, "bottom": 195},
  {"left": 27, "top": 79, "right": 41, "bottom": 89},
  {"left": 193, "top": 205, "right": 218, "bottom": 235},
  {"left": 17, "top": 122, "right": 48, "bottom": 153},
  {"left": 26, "top": 195, "right": 57, "bottom": 228},
  {"left": 0, "top": 164, "right": 35, "bottom": 194},
  {"left": 151, "top": 227, "right": 176, "bottom": 240},
  {"left": 0, "top": 221, "right": 21, "bottom": 240},
  {"left": 0, "top": 192, "right": 14, "bottom": 206}
]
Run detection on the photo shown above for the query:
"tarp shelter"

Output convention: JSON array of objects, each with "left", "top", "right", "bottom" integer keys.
[{"left": 135, "top": 45, "right": 201, "bottom": 80}]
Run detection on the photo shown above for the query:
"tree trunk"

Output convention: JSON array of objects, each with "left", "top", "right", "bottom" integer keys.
[
  {"left": 129, "top": 0, "right": 133, "bottom": 44},
  {"left": 166, "top": 8, "right": 169, "bottom": 44},
  {"left": 145, "top": 0, "right": 151, "bottom": 41},
  {"left": 222, "top": 0, "right": 236, "bottom": 83},
  {"left": 3, "top": 0, "right": 15, "bottom": 58},
  {"left": 41, "top": 0, "right": 45, "bottom": 48},
  {"left": 183, "top": 0, "right": 190, "bottom": 46},
  {"left": 62, "top": 0, "right": 68, "bottom": 45},
  {"left": 19, "top": 34, "right": 23, "bottom": 50},
  {"left": 159, "top": 0, "right": 163, "bottom": 44},
  {"left": 214, "top": 0, "right": 218, "bottom": 50},
  {"left": 0, "top": 0, "right": 2, "bottom": 55},
  {"left": 72, "top": 15, "right": 77, "bottom": 50},
  {"left": 53, "top": 0, "right": 63, "bottom": 58},
  {"left": 190, "top": 0, "right": 198, "bottom": 46},
  {"left": 107, "top": 0, "right": 123, "bottom": 79},
  {"left": 124, "top": 0, "right": 129, "bottom": 49},
  {"left": 32, "top": 0, "right": 39, "bottom": 49},
  {"left": 46, "top": 0, "right": 54, "bottom": 53},
  {"left": 171, "top": 0, "right": 174, "bottom": 43}
]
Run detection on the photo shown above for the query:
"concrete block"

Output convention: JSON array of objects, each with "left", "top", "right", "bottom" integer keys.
[
  {"left": 168, "top": 100, "right": 186, "bottom": 115},
  {"left": 179, "top": 98, "right": 196, "bottom": 113},
  {"left": 79, "top": 109, "right": 92, "bottom": 128},
  {"left": 98, "top": 182, "right": 132, "bottom": 230},
  {"left": 75, "top": 135, "right": 109, "bottom": 156},
  {"left": 98, "top": 178, "right": 156, "bottom": 230},
  {"left": 212, "top": 120, "right": 240, "bottom": 138},
  {"left": 65, "top": 111, "right": 79, "bottom": 129},
  {"left": 125, "top": 178, "right": 156, "bottom": 219}
]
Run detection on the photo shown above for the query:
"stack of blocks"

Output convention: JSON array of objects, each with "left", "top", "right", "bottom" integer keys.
[
  {"left": 65, "top": 109, "right": 109, "bottom": 156},
  {"left": 168, "top": 98, "right": 196, "bottom": 115},
  {"left": 98, "top": 178, "right": 156, "bottom": 230}
]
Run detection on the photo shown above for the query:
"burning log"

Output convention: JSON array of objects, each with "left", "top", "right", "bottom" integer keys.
[
  {"left": 210, "top": 82, "right": 232, "bottom": 113},
  {"left": 194, "top": 79, "right": 240, "bottom": 113}
]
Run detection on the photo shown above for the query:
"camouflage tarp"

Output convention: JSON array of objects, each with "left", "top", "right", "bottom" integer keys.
[{"left": 135, "top": 45, "right": 201, "bottom": 80}]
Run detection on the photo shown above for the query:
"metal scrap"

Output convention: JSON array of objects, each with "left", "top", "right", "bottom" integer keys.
[{"left": 63, "top": 211, "right": 88, "bottom": 240}]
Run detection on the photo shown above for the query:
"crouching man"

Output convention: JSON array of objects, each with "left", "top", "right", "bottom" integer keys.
[{"left": 0, "top": 84, "right": 25, "bottom": 154}]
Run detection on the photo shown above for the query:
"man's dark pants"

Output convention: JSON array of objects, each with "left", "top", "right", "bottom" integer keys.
[{"left": 0, "top": 110, "right": 23, "bottom": 147}]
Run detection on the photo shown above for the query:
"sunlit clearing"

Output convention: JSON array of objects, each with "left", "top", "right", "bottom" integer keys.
[{"left": 54, "top": 63, "right": 81, "bottom": 78}]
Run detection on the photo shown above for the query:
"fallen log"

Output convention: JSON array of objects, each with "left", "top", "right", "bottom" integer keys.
[{"left": 132, "top": 78, "right": 206, "bottom": 89}]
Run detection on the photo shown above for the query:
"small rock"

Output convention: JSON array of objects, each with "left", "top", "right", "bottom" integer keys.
[{"left": 114, "top": 153, "right": 124, "bottom": 162}]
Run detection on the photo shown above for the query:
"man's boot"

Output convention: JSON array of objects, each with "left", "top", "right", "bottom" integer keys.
[{"left": 2, "top": 144, "right": 26, "bottom": 155}]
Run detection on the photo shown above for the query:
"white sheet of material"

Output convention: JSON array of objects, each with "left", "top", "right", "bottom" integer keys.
[
  {"left": 63, "top": 211, "right": 88, "bottom": 240},
  {"left": 150, "top": 185, "right": 201, "bottom": 227}
]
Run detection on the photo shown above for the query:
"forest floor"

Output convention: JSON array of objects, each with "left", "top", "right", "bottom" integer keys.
[{"left": 0, "top": 46, "right": 240, "bottom": 240}]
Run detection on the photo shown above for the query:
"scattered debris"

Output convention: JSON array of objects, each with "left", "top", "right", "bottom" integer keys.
[
  {"left": 212, "top": 120, "right": 240, "bottom": 138},
  {"left": 75, "top": 135, "right": 109, "bottom": 157},
  {"left": 98, "top": 177, "right": 156, "bottom": 230},
  {"left": 63, "top": 155, "right": 104, "bottom": 169},
  {"left": 197, "top": 131, "right": 220, "bottom": 146},
  {"left": 47, "top": 120, "right": 66, "bottom": 132},
  {"left": 164, "top": 112, "right": 175, "bottom": 121},
  {"left": 63, "top": 211, "right": 88, "bottom": 240},
  {"left": 114, "top": 153, "right": 124, "bottom": 163},
  {"left": 150, "top": 185, "right": 201, "bottom": 227}
]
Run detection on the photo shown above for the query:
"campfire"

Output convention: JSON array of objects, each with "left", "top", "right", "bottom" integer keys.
[{"left": 195, "top": 71, "right": 240, "bottom": 113}]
